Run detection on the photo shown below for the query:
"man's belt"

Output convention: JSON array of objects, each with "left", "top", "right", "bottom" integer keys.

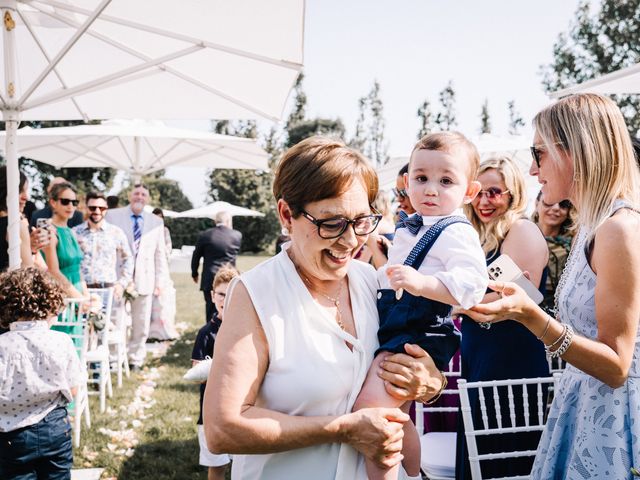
[{"left": 87, "top": 282, "right": 115, "bottom": 288}]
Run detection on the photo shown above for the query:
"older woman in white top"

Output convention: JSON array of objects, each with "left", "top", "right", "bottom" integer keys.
[{"left": 204, "top": 137, "right": 445, "bottom": 480}]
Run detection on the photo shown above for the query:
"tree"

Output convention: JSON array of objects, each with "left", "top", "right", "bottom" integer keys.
[
  {"left": 541, "top": 0, "right": 640, "bottom": 133},
  {"left": 416, "top": 99, "right": 435, "bottom": 139},
  {"left": 286, "top": 118, "right": 346, "bottom": 148},
  {"left": 350, "top": 80, "right": 389, "bottom": 167},
  {"left": 286, "top": 73, "right": 307, "bottom": 131},
  {"left": 435, "top": 81, "right": 457, "bottom": 131},
  {"left": 508, "top": 100, "right": 526, "bottom": 135},
  {"left": 479, "top": 99, "right": 492, "bottom": 134},
  {"left": 207, "top": 120, "right": 280, "bottom": 253}
]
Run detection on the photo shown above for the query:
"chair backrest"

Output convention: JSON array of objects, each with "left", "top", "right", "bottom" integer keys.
[
  {"left": 87, "top": 287, "right": 114, "bottom": 346},
  {"left": 50, "top": 297, "right": 90, "bottom": 362},
  {"left": 415, "top": 354, "right": 461, "bottom": 434},
  {"left": 547, "top": 356, "right": 566, "bottom": 374},
  {"left": 458, "top": 376, "right": 558, "bottom": 480}
]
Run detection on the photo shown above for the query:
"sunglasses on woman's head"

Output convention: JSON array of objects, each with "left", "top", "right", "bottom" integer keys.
[
  {"left": 58, "top": 198, "right": 79, "bottom": 206},
  {"left": 477, "top": 187, "right": 510, "bottom": 200},
  {"left": 541, "top": 199, "right": 571, "bottom": 209},
  {"left": 392, "top": 187, "right": 408, "bottom": 199}
]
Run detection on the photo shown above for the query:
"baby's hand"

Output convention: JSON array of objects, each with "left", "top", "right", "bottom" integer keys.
[{"left": 386, "top": 265, "right": 426, "bottom": 297}]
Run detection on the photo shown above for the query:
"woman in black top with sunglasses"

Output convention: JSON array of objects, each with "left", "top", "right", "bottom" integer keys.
[
  {"left": 532, "top": 191, "right": 575, "bottom": 312},
  {"left": 456, "top": 156, "right": 549, "bottom": 480},
  {"left": 41, "top": 182, "right": 86, "bottom": 298}
]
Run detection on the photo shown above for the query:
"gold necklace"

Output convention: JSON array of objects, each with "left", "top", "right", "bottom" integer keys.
[{"left": 301, "top": 274, "right": 346, "bottom": 331}]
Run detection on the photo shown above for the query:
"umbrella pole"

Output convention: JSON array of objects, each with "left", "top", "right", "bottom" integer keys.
[
  {"left": 3, "top": 3, "right": 21, "bottom": 269},
  {"left": 4, "top": 111, "right": 19, "bottom": 269}
]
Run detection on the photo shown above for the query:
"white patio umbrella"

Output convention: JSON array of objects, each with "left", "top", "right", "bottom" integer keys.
[
  {"left": 1, "top": 0, "right": 304, "bottom": 268},
  {"left": 143, "top": 204, "right": 179, "bottom": 218},
  {"left": 177, "top": 201, "right": 264, "bottom": 219},
  {"left": 550, "top": 62, "right": 640, "bottom": 98},
  {"left": 2, "top": 119, "right": 269, "bottom": 179}
]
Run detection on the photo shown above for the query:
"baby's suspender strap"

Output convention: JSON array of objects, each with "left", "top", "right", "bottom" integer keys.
[{"left": 403, "top": 216, "right": 471, "bottom": 269}]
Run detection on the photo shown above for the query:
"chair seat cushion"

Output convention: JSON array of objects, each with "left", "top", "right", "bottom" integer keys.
[{"left": 420, "top": 431, "right": 457, "bottom": 478}]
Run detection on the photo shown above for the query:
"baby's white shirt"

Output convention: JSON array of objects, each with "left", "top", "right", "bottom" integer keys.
[{"left": 378, "top": 209, "right": 488, "bottom": 309}]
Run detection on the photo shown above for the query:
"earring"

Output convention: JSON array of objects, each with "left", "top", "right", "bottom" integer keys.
[{"left": 281, "top": 226, "right": 290, "bottom": 236}]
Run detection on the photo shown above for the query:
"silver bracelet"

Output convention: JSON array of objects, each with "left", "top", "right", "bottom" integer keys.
[
  {"left": 545, "top": 323, "right": 566, "bottom": 351},
  {"left": 537, "top": 315, "right": 552, "bottom": 341},
  {"left": 546, "top": 324, "right": 574, "bottom": 359}
]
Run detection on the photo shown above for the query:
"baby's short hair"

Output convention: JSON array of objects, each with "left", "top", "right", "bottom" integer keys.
[
  {"left": 0, "top": 267, "right": 65, "bottom": 328},
  {"left": 213, "top": 264, "right": 240, "bottom": 290},
  {"left": 411, "top": 131, "right": 480, "bottom": 180}
]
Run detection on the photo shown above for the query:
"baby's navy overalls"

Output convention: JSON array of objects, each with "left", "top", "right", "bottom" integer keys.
[{"left": 376, "top": 215, "right": 466, "bottom": 370}]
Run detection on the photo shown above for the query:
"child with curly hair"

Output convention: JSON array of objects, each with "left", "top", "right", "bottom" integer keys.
[{"left": 0, "top": 267, "right": 84, "bottom": 480}]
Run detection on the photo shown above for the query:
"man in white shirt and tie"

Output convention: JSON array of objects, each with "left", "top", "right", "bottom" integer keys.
[{"left": 106, "top": 184, "right": 167, "bottom": 371}]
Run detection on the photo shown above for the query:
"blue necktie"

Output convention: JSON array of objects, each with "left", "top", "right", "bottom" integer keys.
[
  {"left": 396, "top": 211, "right": 424, "bottom": 235},
  {"left": 132, "top": 215, "right": 142, "bottom": 255}
]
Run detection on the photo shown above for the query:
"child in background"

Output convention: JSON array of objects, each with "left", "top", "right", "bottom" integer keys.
[
  {"left": 0, "top": 267, "right": 84, "bottom": 480},
  {"left": 192, "top": 264, "right": 239, "bottom": 480},
  {"left": 354, "top": 132, "right": 488, "bottom": 479}
]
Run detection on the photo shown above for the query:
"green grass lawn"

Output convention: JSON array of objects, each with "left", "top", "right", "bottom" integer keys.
[{"left": 74, "top": 255, "right": 269, "bottom": 479}]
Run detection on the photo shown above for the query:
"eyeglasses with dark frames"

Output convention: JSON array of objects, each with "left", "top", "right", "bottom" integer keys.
[
  {"left": 58, "top": 198, "right": 79, "bottom": 206},
  {"left": 530, "top": 142, "right": 564, "bottom": 169},
  {"left": 392, "top": 187, "right": 408, "bottom": 199},
  {"left": 300, "top": 210, "right": 382, "bottom": 239},
  {"left": 477, "top": 187, "right": 510, "bottom": 200},
  {"left": 541, "top": 199, "right": 571, "bottom": 209}
]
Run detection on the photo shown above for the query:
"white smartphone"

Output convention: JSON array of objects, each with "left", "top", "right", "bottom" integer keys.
[{"left": 487, "top": 254, "right": 544, "bottom": 305}]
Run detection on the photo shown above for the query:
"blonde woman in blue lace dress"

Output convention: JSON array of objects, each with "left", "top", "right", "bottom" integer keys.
[{"left": 462, "top": 93, "right": 640, "bottom": 479}]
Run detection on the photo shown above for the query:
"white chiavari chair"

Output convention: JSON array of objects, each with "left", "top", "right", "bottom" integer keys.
[
  {"left": 416, "top": 357, "right": 461, "bottom": 480},
  {"left": 51, "top": 297, "right": 90, "bottom": 448},
  {"left": 85, "top": 288, "right": 114, "bottom": 413},
  {"left": 458, "top": 376, "right": 558, "bottom": 480}
]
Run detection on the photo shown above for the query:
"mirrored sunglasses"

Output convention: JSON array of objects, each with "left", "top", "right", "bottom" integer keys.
[{"left": 477, "top": 187, "right": 510, "bottom": 200}]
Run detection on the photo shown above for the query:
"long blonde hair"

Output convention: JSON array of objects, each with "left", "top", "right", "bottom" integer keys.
[
  {"left": 533, "top": 93, "right": 640, "bottom": 238},
  {"left": 464, "top": 156, "right": 528, "bottom": 254}
]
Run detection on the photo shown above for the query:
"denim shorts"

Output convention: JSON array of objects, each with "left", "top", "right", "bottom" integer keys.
[{"left": 0, "top": 406, "right": 73, "bottom": 480}]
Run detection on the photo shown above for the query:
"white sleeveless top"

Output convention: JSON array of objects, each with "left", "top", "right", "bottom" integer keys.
[{"left": 229, "top": 247, "right": 381, "bottom": 480}]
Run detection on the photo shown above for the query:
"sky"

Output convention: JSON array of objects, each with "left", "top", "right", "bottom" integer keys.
[{"left": 164, "top": 0, "right": 586, "bottom": 208}]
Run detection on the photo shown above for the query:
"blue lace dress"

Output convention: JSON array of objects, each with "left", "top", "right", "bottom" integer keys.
[{"left": 531, "top": 201, "right": 640, "bottom": 479}]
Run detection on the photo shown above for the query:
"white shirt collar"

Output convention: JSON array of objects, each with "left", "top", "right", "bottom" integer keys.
[{"left": 414, "top": 208, "right": 466, "bottom": 226}]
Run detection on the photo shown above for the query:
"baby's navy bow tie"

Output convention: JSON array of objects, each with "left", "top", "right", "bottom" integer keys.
[{"left": 396, "top": 211, "right": 424, "bottom": 235}]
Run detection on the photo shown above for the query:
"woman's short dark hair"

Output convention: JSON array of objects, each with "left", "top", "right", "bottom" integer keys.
[
  {"left": 152, "top": 207, "right": 164, "bottom": 217},
  {"left": 273, "top": 136, "right": 378, "bottom": 217},
  {"left": 49, "top": 182, "right": 76, "bottom": 200},
  {"left": 0, "top": 267, "right": 65, "bottom": 327},
  {"left": 0, "top": 166, "right": 27, "bottom": 212}
]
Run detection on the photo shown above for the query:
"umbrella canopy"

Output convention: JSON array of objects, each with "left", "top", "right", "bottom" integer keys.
[
  {"left": 177, "top": 201, "right": 264, "bottom": 219},
  {"left": 3, "top": 119, "right": 269, "bottom": 176},
  {"left": 143, "top": 204, "right": 179, "bottom": 218},
  {"left": 550, "top": 62, "right": 640, "bottom": 98},
  {"left": 1, "top": 0, "right": 304, "bottom": 267}
]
